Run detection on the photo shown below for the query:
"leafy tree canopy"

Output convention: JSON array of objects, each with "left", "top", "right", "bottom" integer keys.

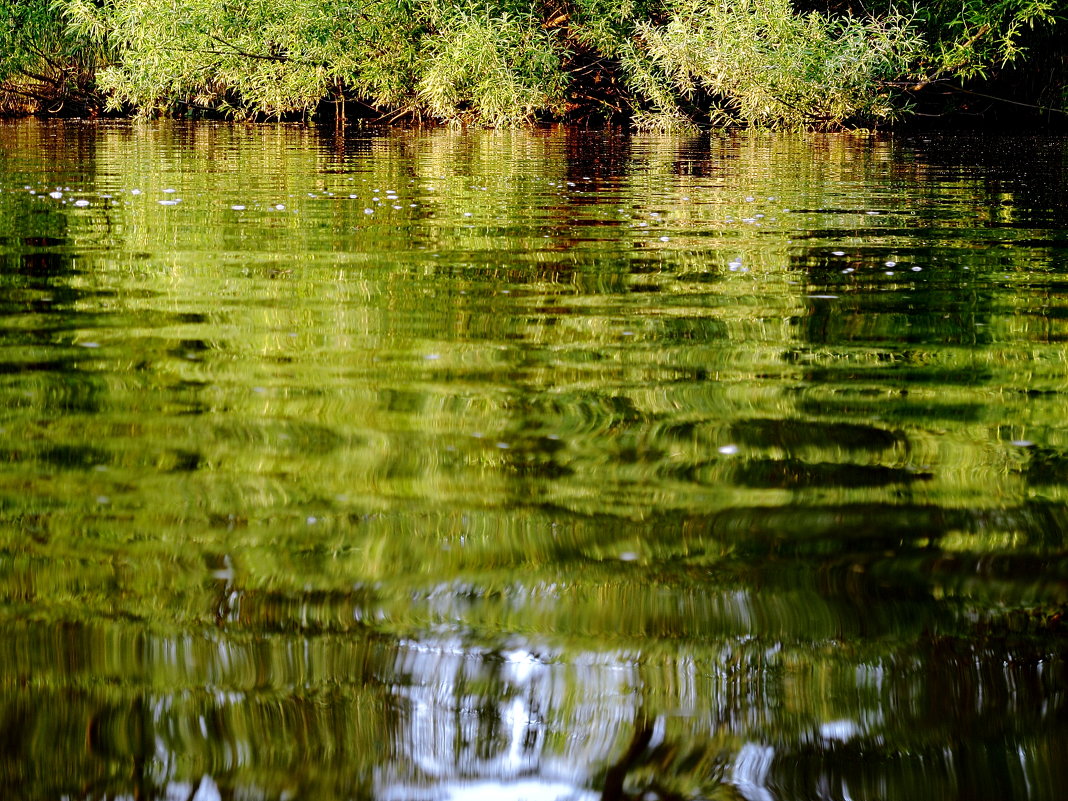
[{"left": 1, "top": 0, "right": 1065, "bottom": 126}]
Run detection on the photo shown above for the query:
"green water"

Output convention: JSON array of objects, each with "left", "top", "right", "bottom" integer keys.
[{"left": 0, "top": 121, "right": 1066, "bottom": 800}]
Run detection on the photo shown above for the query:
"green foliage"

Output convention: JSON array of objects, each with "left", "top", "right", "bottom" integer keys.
[
  {"left": 840, "top": 0, "right": 1067, "bottom": 83},
  {"left": 624, "top": 0, "right": 922, "bottom": 129},
  {"left": 0, "top": 0, "right": 104, "bottom": 111},
  {"left": 24, "top": 0, "right": 928, "bottom": 126},
  {"left": 63, "top": 0, "right": 567, "bottom": 123},
  {"left": 562, "top": 0, "right": 925, "bottom": 129},
  {"left": 1, "top": 0, "right": 1065, "bottom": 124},
  {"left": 566, "top": 0, "right": 662, "bottom": 54},
  {"left": 911, "top": 0, "right": 1065, "bottom": 80},
  {"left": 417, "top": 3, "right": 568, "bottom": 125},
  {"left": 64, "top": 0, "right": 422, "bottom": 117}
]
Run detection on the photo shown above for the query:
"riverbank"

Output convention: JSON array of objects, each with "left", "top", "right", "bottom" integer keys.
[{"left": 2, "top": 0, "right": 1067, "bottom": 130}]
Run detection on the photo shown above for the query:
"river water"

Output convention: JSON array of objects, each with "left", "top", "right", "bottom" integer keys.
[{"left": 0, "top": 121, "right": 1065, "bottom": 800}]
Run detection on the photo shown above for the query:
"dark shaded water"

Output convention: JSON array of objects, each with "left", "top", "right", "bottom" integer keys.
[{"left": 0, "top": 122, "right": 1066, "bottom": 800}]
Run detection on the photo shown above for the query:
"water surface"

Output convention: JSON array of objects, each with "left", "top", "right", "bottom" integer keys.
[{"left": 0, "top": 122, "right": 1066, "bottom": 800}]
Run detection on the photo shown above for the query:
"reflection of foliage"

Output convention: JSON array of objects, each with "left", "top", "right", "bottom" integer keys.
[
  {"left": 0, "top": 623, "right": 397, "bottom": 799},
  {"left": 1, "top": 123, "right": 1067, "bottom": 799},
  {"left": 597, "top": 709, "right": 740, "bottom": 801}
]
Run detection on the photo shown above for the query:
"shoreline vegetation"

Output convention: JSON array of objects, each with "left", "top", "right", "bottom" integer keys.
[{"left": 1, "top": 1, "right": 1066, "bottom": 130}]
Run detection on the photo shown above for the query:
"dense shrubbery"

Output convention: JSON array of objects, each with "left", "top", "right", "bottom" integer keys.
[
  {"left": 0, "top": 0, "right": 106, "bottom": 113},
  {"left": 1, "top": 0, "right": 1065, "bottom": 126},
  {"left": 608, "top": 0, "right": 922, "bottom": 129}
]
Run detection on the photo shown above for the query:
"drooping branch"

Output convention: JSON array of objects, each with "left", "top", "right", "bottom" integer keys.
[{"left": 206, "top": 33, "right": 289, "bottom": 62}]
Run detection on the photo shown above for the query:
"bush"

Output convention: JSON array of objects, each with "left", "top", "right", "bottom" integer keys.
[
  {"left": 2, "top": 0, "right": 1064, "bottom": 126},
  {"left": 623, "top": 0, "right": 923, "bottom": 129},
  {"left": 64, "top": 0, "right": 422, "bottom": 118},
  {"left": 64, "top": 0, "right": 567, "bottom": 123},
  {"left": 906, "top": 0, "right": 1065, "bottom": 80},
  {"left": 417, "top": 3, "right": 569, "bottom": 125},
  {"left": 0, "top": 0, "right": 104, "bottom": 113}
]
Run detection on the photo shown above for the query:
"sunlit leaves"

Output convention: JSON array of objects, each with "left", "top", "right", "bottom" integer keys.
[
  {"left": 627, "top": 0, "right": 923, "bottom": 129},
  {"left": 1, "top": 0, "right": 1066, "bottom": 124},
  {"left": 417, "top": 7, "right": 568, "bottom": 125},
  {"left": 85, "top": 0, "right": 420, "bottom": 117}
]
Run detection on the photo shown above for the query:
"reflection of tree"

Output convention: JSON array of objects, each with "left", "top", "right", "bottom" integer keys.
[
  {"left": 1, "top": 122, "right": 1067, "bottom": 801},
  {"left": 593, "top": 676, "right": 743, "bottom": 801},
  {"left": 600, "top": 714, "right": 664, "bottom": 801},
  {"left": 0, "top": 614, "right": 405, "bottom": 799}
]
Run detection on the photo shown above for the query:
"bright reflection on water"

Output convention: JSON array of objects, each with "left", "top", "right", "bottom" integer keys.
[{"left": 0, "top": 121, "right": 1066, "bottom": 800}]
